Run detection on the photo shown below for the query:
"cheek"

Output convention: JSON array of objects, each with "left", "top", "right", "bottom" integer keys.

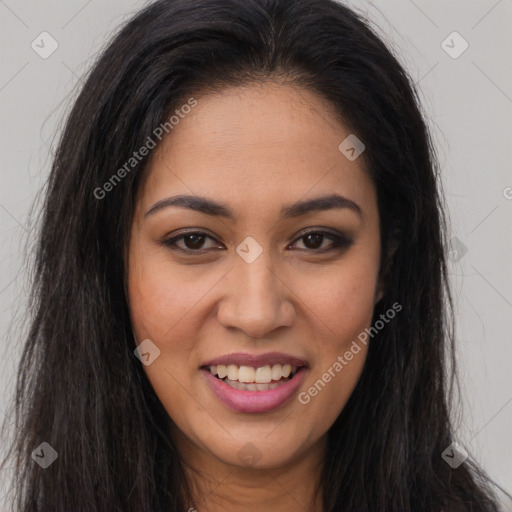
[
  {"left": 127, "top": 257, "right": 202, "bottom": 419},
  {"left": 303, "top": 271, "right": 374, "bottom": 384},
  {"left": 331, "top": 267, "right": 377, "bottom": 344},
  {"left": 127, "top": 253, "right": 211, "bottom": 342},
  {"left": 300, "top": 257, "right": 379, "bottom": 351},
  {"left": 292, "top": 251, "right": 378, "bottom": 424},
  {"left": 126, "top": 251, "right": 205, "bottom": 403}
]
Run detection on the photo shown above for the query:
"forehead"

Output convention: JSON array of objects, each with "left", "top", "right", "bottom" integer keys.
[{"left": 139, "top": 83, "right": 376, "bottom": 219}]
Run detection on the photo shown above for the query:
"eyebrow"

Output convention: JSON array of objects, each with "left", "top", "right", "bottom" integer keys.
[{"left": 144, "top": 193, "right": 363, "bottom": 220}]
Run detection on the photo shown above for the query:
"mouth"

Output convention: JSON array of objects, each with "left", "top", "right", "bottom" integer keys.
[
  {"left": 199, "top": 352, "right": 308, "bottom": 413},
  {"left": 204, "top": 363, "right": 302, "bottom": 391}
]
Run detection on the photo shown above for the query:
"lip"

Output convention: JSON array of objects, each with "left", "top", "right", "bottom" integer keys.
[
  {"left": 201, "top": 366, "right": 308, "bottom": 413},
  {"left": 201, "top": 351, "right": 308, "bottom": 368}
]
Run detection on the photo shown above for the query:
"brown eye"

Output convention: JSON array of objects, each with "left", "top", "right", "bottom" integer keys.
[
  {"left": 182, "top": 233, "right": 207, "bottom": 250},
  {"left": 302, "top": 232, "right": 324, "bottom": 249},
  {"left": 162, "top": 231, "right": 222, "bottom": 253},
  {"left": 290, "top": 230, "right": 353, "bottom": 252}
]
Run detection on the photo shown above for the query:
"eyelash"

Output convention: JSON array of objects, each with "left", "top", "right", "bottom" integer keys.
[{"left": 161, "top": 229, "right": 353, "bottom": 255}]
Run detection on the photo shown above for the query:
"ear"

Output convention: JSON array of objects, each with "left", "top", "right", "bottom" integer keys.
[{"left": 375, "top": 226, "right": 400, "bottom": 305}]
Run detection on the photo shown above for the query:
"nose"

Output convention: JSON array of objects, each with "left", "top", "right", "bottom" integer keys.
[{"left": 217, "top": 250, "right": 296, "bottom": 339}]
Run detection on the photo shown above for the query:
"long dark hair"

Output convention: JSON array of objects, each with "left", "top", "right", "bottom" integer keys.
[{"left": 2, "top": 0, "right": 506, "bottom": 510}]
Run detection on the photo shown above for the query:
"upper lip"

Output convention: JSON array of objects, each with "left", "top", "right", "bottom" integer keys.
[{"left": 201, "top": 352, "right": 308, "bottom": 368}]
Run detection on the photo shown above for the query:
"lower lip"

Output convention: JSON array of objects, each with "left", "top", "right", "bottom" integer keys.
[{"left": 201, "top": 367, "right": 308, "bottom": 413}]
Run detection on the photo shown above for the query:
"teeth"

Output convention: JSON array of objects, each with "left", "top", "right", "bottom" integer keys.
[
  {"left": 217, "top": 365, "right": 227, "bottom": 378},
  {"left": 224, "top": 380, "right": 283, "bottom": 391},
  {"left": 227, "top": 364, "right": 238, "bottom": 380},
  {"left": 238, "top": 366, "right": 255, "bottom": 383},
  {"left": 271, "top": 364, "right": 282, "bottom": 380},
  {"left": 255, "top": 366, "right": 272, "bottom": 383},
  {"left": 209, "top": 363, "right": 299, "bottom": 383}
]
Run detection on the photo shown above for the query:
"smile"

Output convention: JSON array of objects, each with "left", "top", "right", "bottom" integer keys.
[
  {"left": 207, "top": 363, "right": 301, "bottom": 390},
  {"left": 200, "top": 353, "right": 308, "bottom": 413}
]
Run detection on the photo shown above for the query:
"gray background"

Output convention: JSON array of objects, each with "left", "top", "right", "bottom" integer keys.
[{"left": 1, "top": 0, "right": 511, "bottom": 507}]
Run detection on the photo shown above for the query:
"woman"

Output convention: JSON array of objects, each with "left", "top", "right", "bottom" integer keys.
[{"left": 3, "top": 0, "right": 508, "bottom": 510}]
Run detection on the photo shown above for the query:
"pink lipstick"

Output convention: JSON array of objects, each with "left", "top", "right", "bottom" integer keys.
[{"left": 200, "top": 352, "right": 308, "bottom": 413}]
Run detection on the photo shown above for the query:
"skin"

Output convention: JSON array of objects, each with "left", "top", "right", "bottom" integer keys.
[{"left": 127, "top": 82, "right": 383, "bottom": 512}]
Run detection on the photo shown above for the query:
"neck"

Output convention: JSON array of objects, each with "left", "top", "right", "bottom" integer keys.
[{"left": 176, "top": 432, "right": 326, "bottom": 512}]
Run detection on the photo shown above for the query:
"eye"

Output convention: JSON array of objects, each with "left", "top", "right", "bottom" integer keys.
[
  {"left": 289, "top": 230, "right": 353, "bottom": 252},
  {"left": 161, "top": 231, "right": 223, "bottom": 253},
  {"left": 161, "top": 229, "right": 353, "bottom": 255}
]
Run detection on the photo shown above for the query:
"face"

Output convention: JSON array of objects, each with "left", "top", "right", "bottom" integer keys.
[{"left": 127, "top": 82, "right": 382, "bottom": 472}]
